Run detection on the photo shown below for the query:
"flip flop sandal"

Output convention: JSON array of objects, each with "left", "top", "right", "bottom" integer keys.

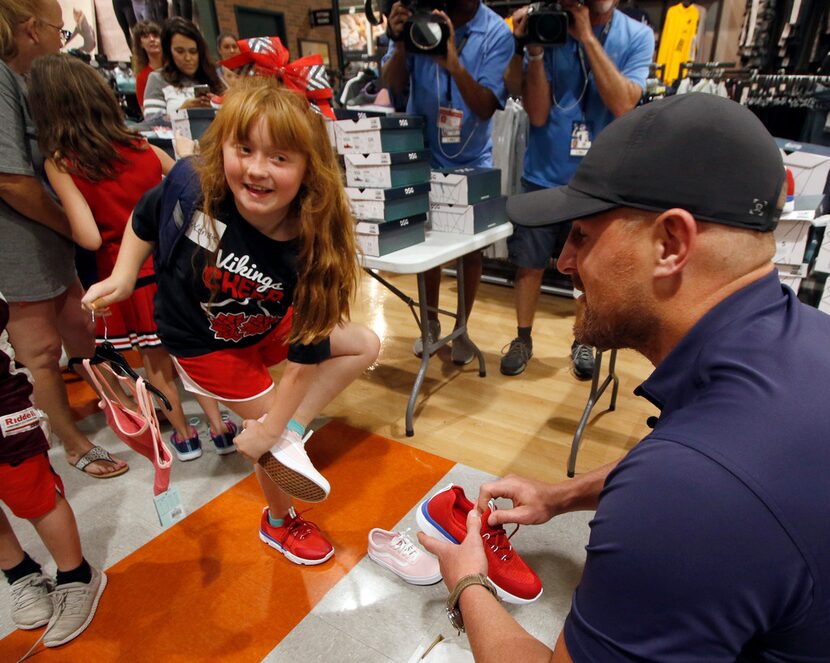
[{"left": 71, "top": 445, "right": 129, "bottom": 479}]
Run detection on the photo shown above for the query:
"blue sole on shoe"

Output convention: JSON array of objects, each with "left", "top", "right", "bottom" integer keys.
[{"left": 416, "top": 499, "right": 459, "bottom": 544}]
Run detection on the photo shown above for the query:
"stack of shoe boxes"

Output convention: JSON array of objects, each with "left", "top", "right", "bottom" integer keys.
[
  {"left": 429, "top": 167, "right": 509, "bottom": 234},
  {"left": 334, "top": 114, "right": 432, "bottom": 257}
]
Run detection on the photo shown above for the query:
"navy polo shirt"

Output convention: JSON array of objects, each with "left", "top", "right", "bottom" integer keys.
[{"left": 564, "top": 270, "right": 830, "bottom": 661}]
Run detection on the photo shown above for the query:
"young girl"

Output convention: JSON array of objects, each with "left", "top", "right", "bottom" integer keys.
[
  {"left": 83, "top": 76, "right": 380, "bottom": 565},
  {"left": 29, "top": 53, "right": 235, "bottom": 462}
]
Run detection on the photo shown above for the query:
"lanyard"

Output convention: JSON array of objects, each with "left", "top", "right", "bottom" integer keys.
[
  {"left": 446, "top": 33, "right": 470, "bottom": 106},
  {"left": 551, "top": 15, "right": 613, "bottom": 116}
]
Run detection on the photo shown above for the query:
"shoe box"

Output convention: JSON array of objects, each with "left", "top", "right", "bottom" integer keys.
[
  {"left": 355, "top": 214, "right": 427, "bottom": 257},
  {"left": 429, "top": 196, "right": 508, "bottom": 235},
  {"left": 775, "top": 194, "right": 828, "bottom": 293},
  {"left": 346, "top": 182, "right": 430, "bottom": 222},
  {"left": 429, "top": 167, "right": 502, "bottom": 205},
  {"left": 343, "top": 151, "right": 432, "bottom": 189},
  {"left": 335, "top": 114, "right": 425, "bottom": 155}
]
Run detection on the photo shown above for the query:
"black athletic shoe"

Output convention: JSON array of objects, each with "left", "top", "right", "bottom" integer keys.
[
  {"left": 500, "top": 337, "right": 532, "bottom": 376},
  {"left": 571, "top": 342, "right": 595, "bottom": 380}
]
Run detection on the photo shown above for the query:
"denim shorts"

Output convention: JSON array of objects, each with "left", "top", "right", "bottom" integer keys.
[{"left": 507, "top": 179, "right": 572, "bottom": 270}]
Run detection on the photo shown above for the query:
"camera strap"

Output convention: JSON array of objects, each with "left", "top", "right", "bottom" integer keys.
[
  {"left": 552, "top": 14, "right": 613, "bottom": 116},
  {"left": 445, "top": 33, "right": 470, "bottom": 105}
]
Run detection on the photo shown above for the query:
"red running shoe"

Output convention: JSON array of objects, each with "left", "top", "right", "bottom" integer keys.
[
  {"left": 259, "top": 506, "right": 334, "bottom": 565},
  {"left": 416, "top": 484, "right": 543, "bottom": 604}
]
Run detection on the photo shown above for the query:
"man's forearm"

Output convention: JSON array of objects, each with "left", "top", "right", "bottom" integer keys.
[
  {"left": 448, "top": 63, "right": 499, "bottom": 121},
  {"left": 554, "top": 460, "right": 619, "bottom": 512},
  {"left": 581, "top": 35, "right": 641, "bottom": 117},
  {"left": 382, "top": 46, "right": 410, "bottom": 96},
  {"left": 0, "top": 174, "right": 71, "bottom": 239},
  {"left": 460, "top": 586, "right": 556, "bottom": 663},
  {"left": 505, "top": 53, "right": 524, "bottom": 98},
  {"left": 523, "top": 54, "right": 552, "bottom": 127}
]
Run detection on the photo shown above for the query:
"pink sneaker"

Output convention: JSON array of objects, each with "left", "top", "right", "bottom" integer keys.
[{"left": 367, "top": 527, "right": 442, "bottom": 585}]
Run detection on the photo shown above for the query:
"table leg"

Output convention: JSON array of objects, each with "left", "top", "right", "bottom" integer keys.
[
  {"left": 405, "top": 272, "right": 433, "bottom": 437},
  {"left": 566, "top": 348, "right": 619, "bottom": 478}
]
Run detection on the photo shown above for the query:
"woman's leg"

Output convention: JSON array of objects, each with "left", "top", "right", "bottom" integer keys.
[
  {"left": 139, "top": 346, "right": 192, "bottom": 439},
  {"left": 6, "top": 285, "right": 127, "bottom": 476},
  {"left": 0, "top": 511, "right": 24, "bottom": 570},
  {"left": 195, "top": 394, "right": 226, "bottom": 437},
  {"left": 290, "top": 322, "right": 380, "bottom": 428},
  {"left": 219, "top": 391, "right": 292, "bottom": 518}
]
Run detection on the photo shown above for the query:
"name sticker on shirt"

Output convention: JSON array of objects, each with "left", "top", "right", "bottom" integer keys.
[
  {"left": 438, "top": 106, "right": 463, "bottom": 144},
  {"left": 1, "top": 407, "right": 41, "bottom": 437},
  {"left": 186, "top": 211, "right": 227, "bottom": 252},
  {"left": 570, "top": 121, "right": 593, "bottom": 157}
]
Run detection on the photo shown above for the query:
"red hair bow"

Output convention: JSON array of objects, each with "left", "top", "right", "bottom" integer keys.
[{"left": 219, "top": 36, "right": 335, "bottom": 119}]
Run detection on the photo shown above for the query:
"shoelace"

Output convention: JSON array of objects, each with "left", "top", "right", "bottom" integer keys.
[
  {"left": 285, "top": 509, "right": 320, "bottom": 541},
  {"left": 481, "top": 524, "right": 520, "bottom": 562},
  {"left": 391, "top": 528, "right": 420, "bottom": 560},
  {"left": 502, "top": 338, "right": 531, "bottom": 361},
  {"left": 10, "top": 575, "right": 51, "bottom": 610},
  {"left": 15, "top": 585, "right": 74, "bottom": 663},
  {"left": 573, "top": 344, "right": 594, "bottom": 363},
  {"left": 481, "top": 500, "right": 520, "bottom": 562}
]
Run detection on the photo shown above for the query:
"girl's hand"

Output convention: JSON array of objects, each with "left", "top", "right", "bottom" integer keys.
[
  {"left": 234, "top": 417, "right": 280, "bottom": 462},
  {"left": 81, "top": 275, "right": 135, "bottom": 314}
]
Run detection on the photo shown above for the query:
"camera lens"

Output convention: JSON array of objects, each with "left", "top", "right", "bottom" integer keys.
[
  {"left": 536, "top": 14, "right": 567, "bottom": 43},
  {"left": 408, "top": 20, "right": 443, "bottom": 51}
]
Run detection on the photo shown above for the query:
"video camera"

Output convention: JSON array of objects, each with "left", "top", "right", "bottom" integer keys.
[
  {"left": 365, "top": 0, "right": 450, "bottom": 56},
  {"left": 525, "top": 1, "right": 570, "bottom": 46}
]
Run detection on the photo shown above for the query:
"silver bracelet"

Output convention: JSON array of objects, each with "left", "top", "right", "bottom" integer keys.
[{"left": 527, "top": 51, "right": 545, "bottom": 62}]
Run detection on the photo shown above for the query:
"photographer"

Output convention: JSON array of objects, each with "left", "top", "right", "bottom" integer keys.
[
  {"left": 499, "top": 0, "right": 653, "bottom": 378},
  {"left": 381, "top": 0, "right": 513, "bottom": 365}
]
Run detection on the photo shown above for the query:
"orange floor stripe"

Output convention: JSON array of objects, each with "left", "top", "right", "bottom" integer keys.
[{"left": 0, "top": 421, "right": 454, "bottom": 662}]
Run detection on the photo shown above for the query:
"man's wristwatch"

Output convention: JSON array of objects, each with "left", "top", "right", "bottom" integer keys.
[{"left": 446, "top": 573, "right": 499, "bottom": 634}]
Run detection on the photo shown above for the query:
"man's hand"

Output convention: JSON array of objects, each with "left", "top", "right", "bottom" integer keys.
[
  {"left": 476, "top": 475, "right": 561, "bottom": 527},
  {"left": 512, "top": 5, "right": 530, "bottom": 39},
  {"left": 387, "top": 0, "right": 412, "bottom": 40},
  {"left": 431, "top": 10, "right": 459, "bottom": 74},
  {"left": 566, "top": 1, "right": 594, "bottom": 43},
  {"left": 419, "top": 508, "right": 488, "bottom": 590}
]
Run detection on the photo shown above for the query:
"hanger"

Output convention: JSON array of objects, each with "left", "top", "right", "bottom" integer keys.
[{"left": 69, "top": 342, "right": 172, "bottom": 411}]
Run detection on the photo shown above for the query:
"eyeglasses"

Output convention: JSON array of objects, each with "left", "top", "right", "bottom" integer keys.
[{"left": 38, "top": 19, "right": 72, "bottom": 45}]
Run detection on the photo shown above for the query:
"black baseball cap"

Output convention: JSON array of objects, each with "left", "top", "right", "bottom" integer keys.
[{"left": 507, "top": 93, "right": 785, "bottom": 232}]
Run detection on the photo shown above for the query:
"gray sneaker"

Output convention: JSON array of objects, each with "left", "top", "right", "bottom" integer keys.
[
  {"left": 42, "top": 567, "right": 107, "bottom": 648},
  {"left": 571, "top": 342, "right": 595, "bottom": 380},
  {"left": 500, "top": 337, "right": 532, "bottom": 376},
  {"left": 413, "top": 319, "right": 441, "bottom": 358},
  {"left": 451, "top": 334, "right": 476, "bottom": 366},
  {"left": 9, "top": 572, "right": 53, "bottom": 629}
]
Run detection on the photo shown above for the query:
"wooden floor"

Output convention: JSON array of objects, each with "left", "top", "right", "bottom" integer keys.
[{"left": 302, "top": 269, "right": 660, "bottom": 484}]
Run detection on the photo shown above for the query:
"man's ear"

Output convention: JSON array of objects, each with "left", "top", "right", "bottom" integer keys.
[
  {"left": 20, "top": 16, "right": 39, "bottom": 44},
  {"left": 652, "top": 208, "right": 697, "bottom": 278}
]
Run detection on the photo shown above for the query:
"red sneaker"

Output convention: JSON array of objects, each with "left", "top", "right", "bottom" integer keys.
[
  {"left": 416, "top": 484, "right": 543, "bottom": 604},
  {"left": 259, "top": 506, "right": 334, "bottom": 565}
]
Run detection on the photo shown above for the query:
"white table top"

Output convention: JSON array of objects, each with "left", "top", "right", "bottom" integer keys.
[{"left": 360, "top": 223, "right": 514, "bottom": 274}]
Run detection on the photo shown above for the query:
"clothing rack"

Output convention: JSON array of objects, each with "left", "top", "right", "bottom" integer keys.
[{"left": 677, "top": 61, "right": 736, "bottom": 81}]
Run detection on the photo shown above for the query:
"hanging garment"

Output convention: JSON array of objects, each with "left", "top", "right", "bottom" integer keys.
[
  {"left": 83, "top": 359, "right": 173, "bottom": 496},
  {"left": 657, "top": 3, "right": 701, "bottom": 85}
]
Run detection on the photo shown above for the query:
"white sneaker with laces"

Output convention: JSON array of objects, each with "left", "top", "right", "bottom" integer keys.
[
  {"left": 42, "top": 567, "right": 107, "bottom": 647},
  {"left": 9, "top": 572, "right": 53, "bottom": 629},
  {"left": 258, "top": 427, "right": 330, "bottom": 503},
  {"left": 367, "top": 527, "right": 442, "bottom": 585},
  {"left": 413, "top": 320, "right": 441, "bottom": 358}
]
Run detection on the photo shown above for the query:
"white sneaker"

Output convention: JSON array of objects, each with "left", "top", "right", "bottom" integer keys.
[
  {"left": 43, "top": 567, "right": 107, "bottom": 647},
  {"left": 368, "top": 528, "right": 441, "bottom": 585},
  {"left": 258, "top": 428, "right": 330, "bottom": 503},
  {"left": 9, "top": 572, "right": 53, "bottom": 629}
]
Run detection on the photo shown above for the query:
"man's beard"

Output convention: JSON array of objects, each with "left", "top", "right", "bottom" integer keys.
[{"left": 573, "top": 277, "right": 660, "bottom": 354}]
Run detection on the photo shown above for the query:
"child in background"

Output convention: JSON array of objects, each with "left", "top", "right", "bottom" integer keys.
[
  {"left": 0, "top": 291, "right": 106, "bottom": 648},
  {"left": 83, "top": 76, "right": 380, "bottom": 565},
  {"left": 28, "top": 54, "right": 235, "bottom": 462}
]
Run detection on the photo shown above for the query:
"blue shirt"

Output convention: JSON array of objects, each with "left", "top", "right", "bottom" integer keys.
[
  {"left": 524, "top": 11, "right": 653, "bottom": 187},
  {"left": 382, "top": 4, "right": 513, "bottom": 169},
  {"left": 564, "top": 271, "right": 830, "bottom": 661}
]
